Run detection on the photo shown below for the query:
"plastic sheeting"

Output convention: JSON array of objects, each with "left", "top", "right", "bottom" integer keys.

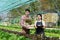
[{"left": 0, "top": 0, "right": 36, "bottom": 13}]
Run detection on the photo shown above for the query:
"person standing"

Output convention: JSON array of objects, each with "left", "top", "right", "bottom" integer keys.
[{"left": 35, "top": 14, "right": 46, "bottom": 36}]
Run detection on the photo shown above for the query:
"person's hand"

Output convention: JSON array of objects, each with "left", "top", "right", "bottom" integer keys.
[
  {"left": 43, "top": 26, "right": 45, "bottom": 29},
  {"left": 27, "top": 25, "right": 35, "bottom": 29},
  {"left": 30, "top": 25, "right": 34, "bottom": 27},
  {"left": 25, "top": 25, "right": 31, "bottom": 29}
]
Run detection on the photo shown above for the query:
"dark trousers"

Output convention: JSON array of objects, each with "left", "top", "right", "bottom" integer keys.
[{"left": 22, "top": 27, "right": 30, "bottom": 34}]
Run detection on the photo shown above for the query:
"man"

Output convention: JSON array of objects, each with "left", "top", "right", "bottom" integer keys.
[{"left": 20, "top": 9, "right": 32, "bottom": 34}]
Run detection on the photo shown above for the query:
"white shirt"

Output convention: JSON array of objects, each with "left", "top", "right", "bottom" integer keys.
[{"left": 35, "top": 20, "right": 45, "bottom": 27}]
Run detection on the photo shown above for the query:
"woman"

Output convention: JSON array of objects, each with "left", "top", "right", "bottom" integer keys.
[{"left": 35, "top": 14, "right": 46, "bottom": 35}]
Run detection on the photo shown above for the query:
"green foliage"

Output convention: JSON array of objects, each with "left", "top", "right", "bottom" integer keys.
[
  {"left": 46, "top": 32, "right": 60, "bottom": 37},
  {"left": 45, "top": 29, "right": 60, "bottom": 34},
  {"left": 0, "top": 30, "right": 31, "bottom": 40},
  {"left": 25, "top": 19, "right": 34, "bottom": 25},
  {"left": 0, "top": 25, "right": 60, "bottom": 39}
]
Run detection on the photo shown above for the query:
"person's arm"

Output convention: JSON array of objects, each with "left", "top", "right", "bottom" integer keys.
[
  {"left": 20, "top": 16, "right": 27, "bottom": 28},
  {"left": 20, "top": 20, "right": 27, "bottom": 28},
  {"left": 34, "top": 21, "right": 37, "bottom": 28},
  {"left": 42, "top": 21, "right": 46, "bottom": 28}
]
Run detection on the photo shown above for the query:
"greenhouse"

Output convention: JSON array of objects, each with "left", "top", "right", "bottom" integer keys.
[{"left": 0, "top": 0, "right": 60, "bottom": 40}]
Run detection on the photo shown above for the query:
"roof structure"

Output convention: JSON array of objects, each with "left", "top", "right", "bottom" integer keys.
[{"left": 0, "top": 0, "right": 36, "bottom": 13}]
